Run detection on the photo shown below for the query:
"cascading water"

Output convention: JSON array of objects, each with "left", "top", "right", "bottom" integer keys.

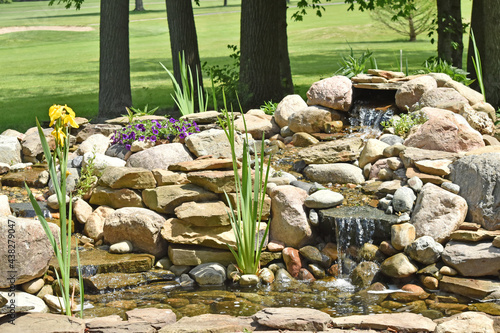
[
  {"left": 334, "top": 216, "right": 376, "bottom": 278},
  {"left": 348, "top": 100, "right": 395, "bottom": 138}
]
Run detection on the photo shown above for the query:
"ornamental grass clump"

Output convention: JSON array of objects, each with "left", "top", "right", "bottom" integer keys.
[
  {"left": 111, "top": 117, "right": 200, "bottom": 150},
  {"left": 220, "top": 96, "right": 271, "bottom": 275},
  {"left": 26, "top": 104, "right": 84, "bottom": 317}
]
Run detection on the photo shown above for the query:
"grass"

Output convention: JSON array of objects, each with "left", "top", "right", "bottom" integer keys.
[{"left": 0, "top": 0, "right": 472, "bottom": 133}]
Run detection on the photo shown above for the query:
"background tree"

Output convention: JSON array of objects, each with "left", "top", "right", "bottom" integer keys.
[
  {"left": 134, "top": 0, "right": 145, "bottom": 12},
  {"left": 435, "top": 0, "right": 463, "bottom": 67},
  {"left": 98, "top": 0, "right": 132, "bottom": 119},
  {"left": 370, "top": 0, "right": 435, "bottom": 42},
  {"left": 239, "top": 0, "right": 285, "bottom": 110},
  {"left": 165, "top": 0, "right": 203, "bottom": 112},
  {"left": 467, "top": 0, "right": 500, "bottom": 108}
]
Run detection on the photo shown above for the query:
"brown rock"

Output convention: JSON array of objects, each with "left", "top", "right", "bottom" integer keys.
[
  {"left": 390, "top": 284, "right": 430, "bottom": 302},
  {"left": 168, "top": 158, "right": 236, "bottom": 172},
  {"left": 253, "top": 307, "right": 333, "bottom": 331},
  {"left": 151, "top": 169, "right": 188, "bottom": 186},
  {"left": 126, "top": 307, "right": 176, "bottom": 329},
  {"left": 174, "top": 201, "right": 230, "bottom": 227},
  {"left": 142, "top": 184, "right": 218, "bottom": 214},
  {"left": 98, "top": 167, "right": 156, "bottom": 189},
  {"left": 89, "top": 186, "right": 144, "bottom": 209},
  {"left": 298, "top": 268, "right": 316, "bottom": 282},
  {"left": 282, "top": 247, "right": 302, "bottom": 278},
  {"left": 84, "top": 205, "right": 115, "bottom": 241},
  {"left": 331, "top": 312, "right": 436, "bottom": 332},
  {"left": 307, "top": 75, "right": 352, "bottom": 111}
]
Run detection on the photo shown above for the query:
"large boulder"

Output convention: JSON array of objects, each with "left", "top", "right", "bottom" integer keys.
[
  {"left": 0, "top": 217, "right": 60, "bottom": 288},
  {"left": 126, "top": 143, "right": 194, "bottom": 170},
  {"left": 234, "top": 109, "right": 279, "bottom": 139},
  {"left": 269, "top": 185, "right": 312, "bottom": 248},
  {"left": 275, "top": 94, "right": 308, "bottom": 128},
  {"left": 288, "top": 106, "right": 333, "bottom": 133},
  {"left": 98, "top": 166, "right": 156, "bottom": 189},
  {"left": 89, "top": 186, "right": 144, "bottom": 209},
  {"left": 404, "top": 107, "right": 485, "bottom": 153},
  {"left": 103, "top": 207, "right": 168, "bottom": 257},
  {"left": 304, "top": 163, "right": 364, "bottom": 184},
  {"left": 395, "top": 75, "right": 437, "bottom": 111},
  {"left": 411, "top": 183, "right": 468, "bottom": 243},
  {"left": 0, "top": 135, "right": 22, "bottom": 165},
  {"left": 306, "top": 75, "right": 352, "bottom": 111},
  {"left": 184, "top": 129, "right": 243, "bottom": 159},
  {"left": 415, "top": 87, "right": 468, "bottom": 110},
  {"left": 442, "top": 241, "right": 500, "bottom": 277},
  {"left": 21, "top": 127, "right": 55, "bottom": 162},
  {"left": 450, "top": 153, "right": 500, "bottom": 231},
  {"left": 444, "top": 79, "right": 484, "bottom": 105}
]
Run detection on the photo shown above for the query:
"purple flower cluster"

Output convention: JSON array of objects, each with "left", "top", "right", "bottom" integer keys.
[{"left": 111, "top": 118, "right": 200, "bottom": 150}]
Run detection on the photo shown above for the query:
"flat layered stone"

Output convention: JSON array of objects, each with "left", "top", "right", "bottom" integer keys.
[
  {"left": 187, "top": 170, "right": 239, "bottom": 193},
  {"left": 174, "top": 201, "right": 230, "bottom": 226},
  {"left": 439, "top": 275, "right": 500, "bottom": 299},
  {"left": 298, "top": 137, "right": 363, "bottom": 164},
  {"left": 158, "top": 313, "right": 253, "bottom": 333},
  {"left": 442, "top": 240, "right": 500, "bottom": 277},
  {"left": 400, "top": 147, "right": 460, "bottom": 168},
  {"left": 98, "top": 167, "right": 156, "bottom": 189},
  {"left": 168, "top": 244, "right": 235, "bottom": 266},
  {"left": 84, "top": 270, "right": 174, "bottom": 292},
  {"left": 0, "top": 313, "right": 85, "bottom": 333},
  {"left": 331, "top": 313, "right": 436, "bottom": 332},
  {"left": 168, "top": 158, "right": 237, "bottom": 172},
  {"left": 89, "top": 186, "right": 144, "bottom": 209},
  {"left": 142, "top": 184, "right": 218, "bottom": 214},
  {"left": 450, "top": 229, "right": 500, "bottom": 242},
  {"left": 406, "top": 167, "right": 449, "bottom": 185},
  {"left": 253, "top": 307, "right": 333, "bottom": 331}
]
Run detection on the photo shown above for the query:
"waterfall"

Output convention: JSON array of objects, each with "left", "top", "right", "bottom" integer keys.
[
  {"left": 348, "top": 100, "right": 395, "bottom": 138},
  {"left": 334, "top": 217, "right": 376, "bottom": 278}
]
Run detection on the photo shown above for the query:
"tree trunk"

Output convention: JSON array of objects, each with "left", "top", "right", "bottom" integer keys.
[
  {"left": 436, "top": 0, "right": 463, "bottom": 67},
  {"left": 134, "top": 0, "right": 145, "bottom": 11},
  {"left": 408, "top": 16, "right": 416, "bottom": 42},
  {"left": 240, "top": 0, "right": 285, "bottom": 110},
  {"left": 165, "top": 0, "right": 203, "bottom": 112},
  {"left": 278, "top": 0, "right": 294, "bottom": 94},
  {"left": 223, "top": 0, "right": 227, "bottom": 6},
  {"left": 467, "top": 0, "right": 500, "bottom": 108},
  {"left": 98, "top": 0, "right": 132, "bottom": 119}
]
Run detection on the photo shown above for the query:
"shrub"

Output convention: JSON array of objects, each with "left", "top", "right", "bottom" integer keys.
[{"left": 381, "top": 111, "right": 428, "bottom": 137}]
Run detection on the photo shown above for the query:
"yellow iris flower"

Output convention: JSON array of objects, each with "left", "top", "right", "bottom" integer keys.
[
  {"left": 49, "top": 104, "right": 63, "bottom": 127},
  {"left": 51, "top": 127, "right": 67, "bottom": 146},
  {"left": 49, "top": 104, "right": 79, "bottom": 128}
]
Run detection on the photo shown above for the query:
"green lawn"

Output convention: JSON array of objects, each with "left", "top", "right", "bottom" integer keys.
[{"left": 0, "top": 0, "right": 472, "bottom": 133}]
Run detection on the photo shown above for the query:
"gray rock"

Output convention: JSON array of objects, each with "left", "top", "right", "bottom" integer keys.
[
  {"left": 105, "top": 143, "right": 129, "bottom": 159},
  {"left": 189, "top": 263, "right": 226, "bottom": 286},
  {"left": 126, "top": 142, "right": 194, "bottom": 170},
  {"left": 450, "top": 153, "right": 500, "bottom": 230},
  {"left": 290, "top": 180, "right": 314, "bottom": 193},
  {"left": 48, "top": 168, "right": 80, "bottom": 195},
  {"left": 0, "top": 135, "right": 22, "bottom": 165},
  {"left": 407, "top": 176, "right": 423, "bottom": 192},
  {"left": 379, "top": 134, "right": 404, "bottom": 146},
  {"left": 83, "top": 152, "right": 126, "bottom": 172},
  {"left": 69, "top": 155, "right": 83, "bottom": 168},
  {"left": 442, "top": 241, "right": 500, "bottom": 277},
  {"left": 378, "top": 197, "right": 392, "bottom": 211},
  {"left": 77, "top": 133, "right": 111, "bottom": 155},
  {"left": 411, "top": 183, "right": 468, "bottom": 243},
  {"left": 280, "top": 125, "right": 294, "bottom": 137},
  {"left": 304, "top": 163, "right": 364, "bottom": 184},
  {"left": 392, "top": 187, "right": 416, "bottom": 213},
  {"left": 308, "top": 209, "right": 319, "bottom": 226},
  {"left": 441, "top": 182, "right": 460, "bottom": 194},
  {"left": 304, "top": 189, "right": 344, "bottom": 209},
  {"left": 184, "top": 129, "right": 243, "bottom": 159},
  {"left": 405, "top": 236, "right": 444, "bottom": 265}
]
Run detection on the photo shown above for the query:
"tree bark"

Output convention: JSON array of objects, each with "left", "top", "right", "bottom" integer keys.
[
  {"left": 240, "top": 0, "right": 286, "bottom": 110},
  {"left": 223, "top": 0, "right": 227, "bottom": 6},
  {"left": 436, "top": 0, "right": 463, "bottom": 67},
  {"left": 165, "top": 0, "right": 203, "bottom": 112},
  {"left": 278, "top": 0, "right": 294, "bottom": 94},
  {"left": 408, "top": 16, "right": 416, "bottom": 42},
  {"left": 467, "top": 0, "right": 500, "bottom": 108},
  {"left": 134, "top": 0, "right": 145, "bottom": 11},
  {"left": 98, "top": 0, "right": 132, "bottom": 119}
]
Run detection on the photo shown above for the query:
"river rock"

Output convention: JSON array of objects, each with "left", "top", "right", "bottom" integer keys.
[
  {"left": 21, "top": 278, "right": 44, "bottom": 295},
  {"left": 405, "top": 236, "right": 443, "bottom": 265},
  {"left": 391, "top": 223, "right": 416, "bottom": 251},
  {"left": 83, "top": 205, "right": 115, "bottom": 241},
  {"left": 89, "top": 186, "right": 143, "bottom": 209},
  {"left": 109, "top": 240, "right": 134, "bottom": 254},
  {"left": 292, "top": 132, "right": 319, "bottom": 147},
  {"left": 392, "top": 187, "right": 416, "bottom": 213},
  {"left": 235, "top": 109, "right": 279, "bottom": 139},
  {"left": 0, "top": 217, "right": 60, "bottom": 288},
  {"left": 332, "top": 312, "right": 436, "bottom": 332},
  {"left": 189, "top": 262, "right": 226, "bottom": 286},
  {"left": 304, "top": 189, "right": 344, "bottom": 209},
  {"left": 359, "top": 139, "right": 390, "bottom": 168},
  {"left": 275, "top": 94, "right": 308, "bottom": 128},
  {"left": 103, "top": 207, "right": 168, "bottom": 257},
  {"left": 168, "top": 158, "right": 235, "bottom": 172},
  {"left": 395, "top": 75, "right": 437, "bottom": 110},
  {"left": 73, "top": 197, "right": 93, "bottom": 224},
  {"left": 126, "top": 142, "right": 194, "bottom": 170},
  {"left": 77, "top": 133, "right": 111, "bottom": 155},
  {"left": 0, "top": 290, "right": 49, "bottom": 313},
  {"left": 143, "top": 184, "right": 218, "bottom": 214},
  {"left": 380, "top": 253, "right": 418, "bottom": 278},
  {"left": 404, "top": 108, "right": 485, "bottom": 153},
  {"left": 298, "top": 137, "right": 363, "bottom": 164},
  {"left": 174, "top": 201, "right": 230, "bottom": 227},
  {"left": 450, "top": 153, "right": 500, "bottom": 230},
  {"left": 411, "top": 183, "right": 468, "bottom": 243},
  {"left": 350, "top": 261, "right": 379, "bottom": 289},
  {"left": 304, "top": 163, "right": 364, "bottom": 184},
  {"left": 184, "top": 129, "right": 243, "bottom": 159},
  {"left": 442, "top": 241, "right": 500, "bottom": 277},
  {"left": 168, "top": 244, "right": 235, "bottom": 266},
  {"left": 288, "top": 105, "right": 333, "bottom": 133},
  {"left": 307, "top": 75, "right": 352, "bottom": 111},
  {"left": 269, "top": 185, "right": 311, "bottom": 248},
  {"left": 0, "top": 135, "right": 22, "bottom": 165},
  {"left": 254, "top": 307, "right": 333, "bottom": 331},
  {"left": 98, "top": 166, "right": 156, "bottom": 189},
  {"left": 282, "top": 247, "right": 301, "bottom": 278}
]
